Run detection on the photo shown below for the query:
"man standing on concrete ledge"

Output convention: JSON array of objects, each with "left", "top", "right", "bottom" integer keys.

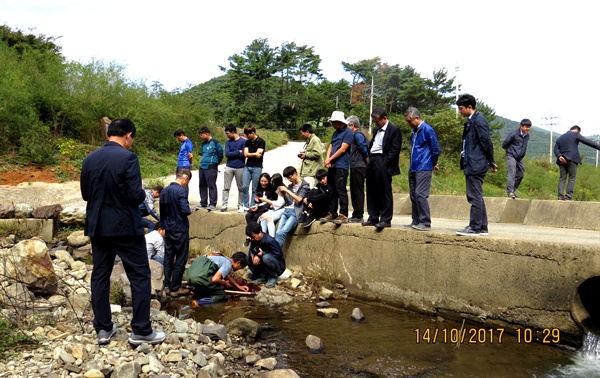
[
  {"left": 554, "top": 125, "right": 600, "bottom": 201},
  {"left": 502, "top": 119, "right": 531, "bottom": 199},
  {"left": 404, "top": 107, "right": 440, "bottom": 231},
  {"left": 347, "top": 115, "right": 369, "bottom": 224},
  {"left": 197, "top": 126, "right": 223, "bottom": 211},
  {"left": 81, "top": 118, "right": 165, "bottom": 346},
  {"left": 173, "top": 129, "right": 193, "bottom": 174},
  {"left": 456, "top": 94, "right": 497, "bottom": 236},
  {"left": 364, "top": 107, "right": 402, "bottom": 229},
  {"left": 221, "top": 124, "right": 246, "bottom": 212}
]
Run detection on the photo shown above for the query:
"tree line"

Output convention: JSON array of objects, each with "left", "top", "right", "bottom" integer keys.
[{"left": 1, "top": 26, "right": 501, "bottom": 166}]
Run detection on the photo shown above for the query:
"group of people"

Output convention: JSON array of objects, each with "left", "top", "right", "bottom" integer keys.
[{"left": 83, "top": 96, "right": 598, "bottom": 346}]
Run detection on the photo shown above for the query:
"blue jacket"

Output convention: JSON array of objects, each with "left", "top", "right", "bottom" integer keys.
[
  {"left": 159, "top": 182, "right": 191, "bottom": 233},
  {"left": 554, "top": 130, "right": 600, "bottom": 165},
  {"left": 200, "top": 137, "right": 223, "bottom": 169},
  {"left": 81, "top": 141, "right": 146, "bottom": 237},
  {"left": 409, "top": 121, "right": 440, "bottom": 172},
  {"left": 460, "top": 111, "right": 495, "bottom": 176},
  {"left": 350, "top": 130, "right": 369, "bottom": 168}
]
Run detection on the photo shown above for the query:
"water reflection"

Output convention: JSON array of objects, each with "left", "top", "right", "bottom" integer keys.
[{"left": 168, "top": 298, "right": 590, "bottom": 377}]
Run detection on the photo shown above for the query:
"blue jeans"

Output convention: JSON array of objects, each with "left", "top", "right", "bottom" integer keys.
[
  {"left": 242, "top": 166, "right": 262, "bottom": 208},
  {"left": 260, "top": 208, "right": 285, "bottom": 237},
  {"left": 275, "top": 208, "right": 297, "bottom": 246}
]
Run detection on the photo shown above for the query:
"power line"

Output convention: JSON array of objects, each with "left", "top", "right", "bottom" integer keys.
[{"left": 542, "top": 116, "right": 559, "bottom": 163}]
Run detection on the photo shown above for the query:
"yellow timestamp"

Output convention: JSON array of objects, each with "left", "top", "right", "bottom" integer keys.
[
  {"left": 415, "top": 327, "right": 505, "bottom": 344},
  {"left": 516, "top": 328, "right": 560, "bottom": 344}
]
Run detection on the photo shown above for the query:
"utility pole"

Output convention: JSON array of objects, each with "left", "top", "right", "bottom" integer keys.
[
  {"left": 369, "top": 75, "right": 374, "bottom": 135},
  {"left": 542, "top": 116, "right": 559, "bottom": 163},
  {"left": 455, "top": 65, "right": 460, "bottom": 117}
]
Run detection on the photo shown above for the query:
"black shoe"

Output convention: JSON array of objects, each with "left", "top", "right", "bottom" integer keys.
[
  {"left": 480, "top": 228, "right": 489, "bottom": 236},
  {"left": 348, "top": 217, "right": 363, "bottom": 223},
  {"left": 456, "top": 226, "right": 480, "bottom": 236},
  {"left": 302, "top": 216, "right": 315, "bottom": 228},
  {"left": 243, "top": 237, "right": 251, "bottom": 247},
  {"left": 375, "top": 222, "right": 391, "bottom": 229},
  {"left": 362, "top": 220, "right": 377, "bottom": 226}
]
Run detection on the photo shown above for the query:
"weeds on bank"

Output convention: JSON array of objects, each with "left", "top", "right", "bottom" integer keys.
[
  {"left": 0, "top": 316, "right": 38, "bottom": 359},
  {"left": 0, "top": 219, "right": 39, "bottom": 239}
]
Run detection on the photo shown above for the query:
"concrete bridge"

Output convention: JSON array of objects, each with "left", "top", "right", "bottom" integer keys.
[{"left": 188, "top": 196, "right": 599, "bottom": 346}]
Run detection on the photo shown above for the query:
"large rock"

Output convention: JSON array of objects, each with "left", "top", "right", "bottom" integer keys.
[
  {"left": 260, "top": 369, "right": 301, "bottom": 378},
  {"left": 0, "top": 238, "right": 58, "bottom": 294},
  {"left": 255, "top": 288, "right": 293, "bottom": 307},
  {"left": 32, "top": 204, "right": 62, "bottom": 219},
  {"left": 60, "top": 206, "right": 86, "bottom": 227},
  {"left": 305, "top": 335, "right": 324, "bottom": 353},
  {"left": 202, "top": 324, "right": 228, "bottom": 341},
  {"left": 0, "top": 282, "right": 35, "bottom": 309},
  {"left": 66, "top": 230, "right": 89, "bottom": 247},
  {"left": 226, "top": 317, "right": 262, "bottom": 340},
  {"left": 109, "top": 260, "right": 165, "bottom": 306},
  {"left": 0, "top": 201, "right": 15, "bottom": 218},
  {"left": 14, "top": 203, "right": 33, "bottom": 218}
]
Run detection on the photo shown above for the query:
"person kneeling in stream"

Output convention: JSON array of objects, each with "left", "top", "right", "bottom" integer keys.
[{"left": 184, "top": 251, "right": 249, "bottom": 307}]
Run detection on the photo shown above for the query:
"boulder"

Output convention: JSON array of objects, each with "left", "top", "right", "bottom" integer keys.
[
  {"left": 32, "top": 204, "right": 62, "bottom": 219},
  {"left": 0, "top": 282, "right": 35, "bottom": 309},
  {"left": 255, "top": 288, "right": 293, "bottom": 307},
  {"left": 305, "top": 335, "right": 324, "bottom": 353},
  {"left": 14, "top": 203, "right": 33, "bottom": 218},
  {"left": 255, "top": 357, "right": 277, "bottom": 371},
  {"left": 59, "top": 206, "right": 86, "bottom": 227},
  {"left": 66, "top": 230, "right": 89, "bottom": 247},
  {"left": 226, "top": 317, "right": 262, "bottom": 340},
  {"left": 202, "top": 324, "right": 228, "bottom": 341},
  {"left": 0, "top": 238, "right": 58, "bottom": 294},
  {"left": 260, "top": 369, "right": 301, "bottom": 378},
  {"left": 0, "top": 201, "right": 15, "bottom": 219}
]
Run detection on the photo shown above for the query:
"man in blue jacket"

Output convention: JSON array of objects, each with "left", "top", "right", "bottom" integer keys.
[
  {"left": 404, "top": 107, "right": 440, "bottom": 231},
  {"left": 221, "top": 124, "right": 246, "bottom": 212},
  {"left": 456, "top": 94, "right": 497, "bottom": 236},
  {"left": 81, "top": 118, "right": 165, "bottom": 346},
  {"left": 554, "top": 125, "right": 600, "bottom": 200},
  {"left": 502, "top": 119, "right": 531, "bottom": 199},
  {"left": 197, "top": 126, "right": 223, "bottom": 211},
  {"left": 160, "top": 169, "right": 193, "bottom": 297}
]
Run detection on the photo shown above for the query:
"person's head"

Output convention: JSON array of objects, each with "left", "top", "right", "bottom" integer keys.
[
  {"left": 283, "top": 166, "right": 298, "bottom": 183},
  {"left": 244, "top": 125, "right": 257, "bottom": 140},
  {"left": 371, "top": 107, "right": 388, "bottom": 128},
  {"left": 225, "top": 124, "right": 238, "bottom": 140},
  {"left": 299, "top": 124, "right": 313, "bottom": 140},
  {"left": 404, "top": 107, "right": 422, "bottom": 129},
  {"left": 107, "top": 118, "right": 136, "bottom": 149},
  {"left": 199, "top": 126, "right": 211, "bottom": 141},
  {"left": 346, "top": 115, "right": 360, "bottom": 132},
  {"left": 175, "top": 169, "right": 192, "bottom": 187},
  {"left": 231, "top": 251, "right": 248, "bottom": 271},
  {"left": 570, "top": 125, "right": 581, "bottom": 133},
  {"left": 519, "top": 119, "right": 532, "bottom": 135},
  {"left": 259, "top": 172, "right": 271, "bottom": 189},
  {"left": 456, "top": 94, "right": 477, "bottom": 117},
  {"left": 245, "top": 222, "right": 263, "bottom": 241},
  {"left": 328, "top": 110, "right": 348, "bottom": 130},
  {"left": 315, "top": 168, "right": 328, "bottom": 186},
  {"left": 173, "top": 129, "right": 187, "bottom": 142},
  {"left": 154, "top": 221, "right": 166, "bottom": 237},
  {"left": 271, "top": 173, "right": 284, "bottom": 189},
  {"left": 152, "top": 186, "right": 163, "bottom": 198}
]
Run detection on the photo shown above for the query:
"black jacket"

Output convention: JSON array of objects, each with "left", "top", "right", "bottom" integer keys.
[
  {"left": 460, "top": 111, "right": 495, "bottom": 176},
  {"left": 554, "top": 131, "right": 600, "bottom": 165},
  {"left": 368, "top": 121, "right": 403, "bottom": 176}
]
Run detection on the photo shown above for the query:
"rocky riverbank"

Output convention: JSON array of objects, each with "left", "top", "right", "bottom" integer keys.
[{"left": 0, "top": 233, "right": 351, "bottom": 378}]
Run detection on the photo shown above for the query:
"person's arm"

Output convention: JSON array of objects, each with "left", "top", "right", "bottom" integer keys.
[
  {"left": 227, "top": 275, "right": 249, "bottom": 292},
  {"left": 502, "top": 130, "right": 514, "bottom": 150},
  {"left": 325, "top": 142, "right": 350, "bottom": 166},
  {"left": 427, "top": 127, "right": 441, "bottom": 169},
  {"left": 225, "top": 141, "right": 238, "bottom": 158},
  {"left": 356, "top": 133, "right": 369, "bottom": 163},
  {"left": 216, "top": 140, "right": 224, "bottom": 163},
  {"left": 577, "top": 134, "right": 600, "bottom": 151},
  {"left": 304, "top": 136, "right": 323, "bottom": 160},
  {"left": 178, "top": 188, "right": 192, "bottom": 215},
  {"left": 124, "top": 154, "right": 147, "bottom": 205},
  {"left": 211, "top": 270, "right": 231, "bottom": 288}
]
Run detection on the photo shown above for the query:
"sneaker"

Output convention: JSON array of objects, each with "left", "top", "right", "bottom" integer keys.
[
  {"left": 207, "top": 205, "right": 216, "bottom": 211},
  {"left": 220, "top": 206, "right": 227, "bottom": 212},
  {"left": 97, "top": 324, "right": 118, "bottom": 345},
  {"left": 404, "top": 224, "right": 416, "bottom": 229},
  {"left": 302, "top": 216, "right": 316, "bottom": 228},
  {"left": 412, "top": 224, "right": 431, "bottom": 231},
  {"left": 128, "top": 331, "right": 166, "bottom": 346},
  {"left": 375, "top": 222, "right": 391, "bottom": 229},
  {"left": 362, "top": 220, "right": 377, "bottom": 227},
  {"left": 480, "top": 228, "right": 489, "bottom": 236},
  {"left": 508, "top": 192, "right": 516, "bottom": 199},
  {"left": 195, "top": 204, "right": 207, "bottom": 210},
  {"left": 265, "top": 277, "right": 278, "bottom": 288},
  {"left": 252, "top": 276, "right": 267, "bottom": 284},
  {"left": 332, "top": 214, "right": 348, "bottom": 225},
  {"left": 320, "top": 213, "right": 335, "bottom": 223},
  {"left": 169, "top": 287, "right": 190, "bottom": 297},
  {"left": 456, "top": 226, "right": 480, "bottom": 236},
  {"left": 238, "top": 206, "right": 249, "bottom": 213},
  {"left": 243, "top": 237, "right": 251, "bottom": 247},
  {"left": 348, "top": 217, "right": 363, "bottom": 223}
]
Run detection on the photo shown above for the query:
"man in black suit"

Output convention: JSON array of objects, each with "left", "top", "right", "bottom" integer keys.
[
  {"left": 554, "top": 125, "right": 600, "bottom": 200},
  {"left": 364, "top": 107, "right": 402, "bottom": 229},
  {"left": 81, "top": 118, "right": 165, "bottom": 346}
]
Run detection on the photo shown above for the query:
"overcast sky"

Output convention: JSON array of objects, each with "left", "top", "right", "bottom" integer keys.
[{"left": 2, "top": 0, "right": 599, "bottom": 136}]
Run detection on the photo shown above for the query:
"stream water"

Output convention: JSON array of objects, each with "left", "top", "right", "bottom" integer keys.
[{"left": 168, "top": 297, "right": 600, "bottom": 377}]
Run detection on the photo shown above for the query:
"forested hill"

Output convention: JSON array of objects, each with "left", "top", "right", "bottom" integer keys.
[{"left": 496, "top": 116, "right": 599, "bottom": 165}]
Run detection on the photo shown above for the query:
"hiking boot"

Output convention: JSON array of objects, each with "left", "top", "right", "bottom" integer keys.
[
  {"left": 320, "top": 213, "right": 335, "bottom": 223},
  {"left": 332, "top": 214, "right": 348, "bottom": 225},
  {"left": 302, "top": 216, "right": 316, "bottom": 228},
  {"left": 169, "top": 287, "right": 190, "bottom": 297},
  {"left": 128, "top": 331, "right": 166, "bottom": 346},
  {"left": 348, "top": 217, "right": 363, "bottom": 223},
  {"left": 97, "top": 324, "right": 118, "bottom": 345},
  {"left": 265, "top": 277, "right": 278, "bottom": 288}
]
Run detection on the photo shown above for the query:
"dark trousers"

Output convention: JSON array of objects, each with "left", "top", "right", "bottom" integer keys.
[
  {"left": 199, "top": 165, "right": 218, "bottom": 207},
  {"left": 90, "top": 236, "right": 152, "bottom": 336},
  {"left": 506, "top": 156, "right": 524, "bottom": 195},
  {"left": 141, "top": 217, "right": 155, "bottom": 231},
  {"left": 305, "top": 189, "right": 329, "bottom": 220},
  {"left": 349, "top": 167, "right": 366, "bottom": 219},
  {"left": 465, "top": 173, "right": 488, "bottom": 231},
  {"left": 558, "top": 161, "right": 578, "bottom": 200},
  {"left": 409, "top": 171, "right": 433, "bottom": 227},
  {"left": 327, "top": 168, "right": 349, "bottom": 217},
  {"left": 164, "top": 231, "right": 189, "bottom": 291},
  {"left": 248, "top": 253, "right": 285, "bottom": 280},
  {"left": 366, "top": 156, "right": 393, "bottom": 224}
]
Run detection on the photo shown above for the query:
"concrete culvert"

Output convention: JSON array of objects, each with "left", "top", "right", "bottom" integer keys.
[{"left": 571, "top": 276, "right": 600, "bottom": 334}]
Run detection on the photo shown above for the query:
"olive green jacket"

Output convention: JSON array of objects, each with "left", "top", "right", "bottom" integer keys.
[{"left": 300, "top": 134, "right": 324, "bottom": 178}]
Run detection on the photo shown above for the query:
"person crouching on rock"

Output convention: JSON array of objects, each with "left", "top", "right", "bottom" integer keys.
[
  {"left": 184, "top": 251, "right": 249, "bottom": 307},
  {"left": 245, "top": 222, "right": 286, "bottom": 288}
]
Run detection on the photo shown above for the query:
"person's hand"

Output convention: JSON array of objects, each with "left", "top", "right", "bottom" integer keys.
[
  {"left": 222, "top": 280, "right": 231, "bottom": 288},
  {"left": 558, "top": 156, "right": 567, "bottom": 164},
  {"left": 433, "top": 164, "right": 439, "bottom": 171},
  {"left": 278, "top": 186, "right": 287, "bottom": 193},
  {"left": 255, "top": 196, "right": 261, "bottom": 203},
  {"left": 252, "top": 255, "right": 261, "bottom": 265},
  {"left": 490, "top": 163, "right": 498, "bottom": 173},
  {"left": 324, "top": 158, "right": 331, "bottom": 167},
  {"left": 307, "top": 203, "right": 313, "bottom": 209},
  {"left": 238, "top": 285, "right": 249, "bottom": 292}
]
